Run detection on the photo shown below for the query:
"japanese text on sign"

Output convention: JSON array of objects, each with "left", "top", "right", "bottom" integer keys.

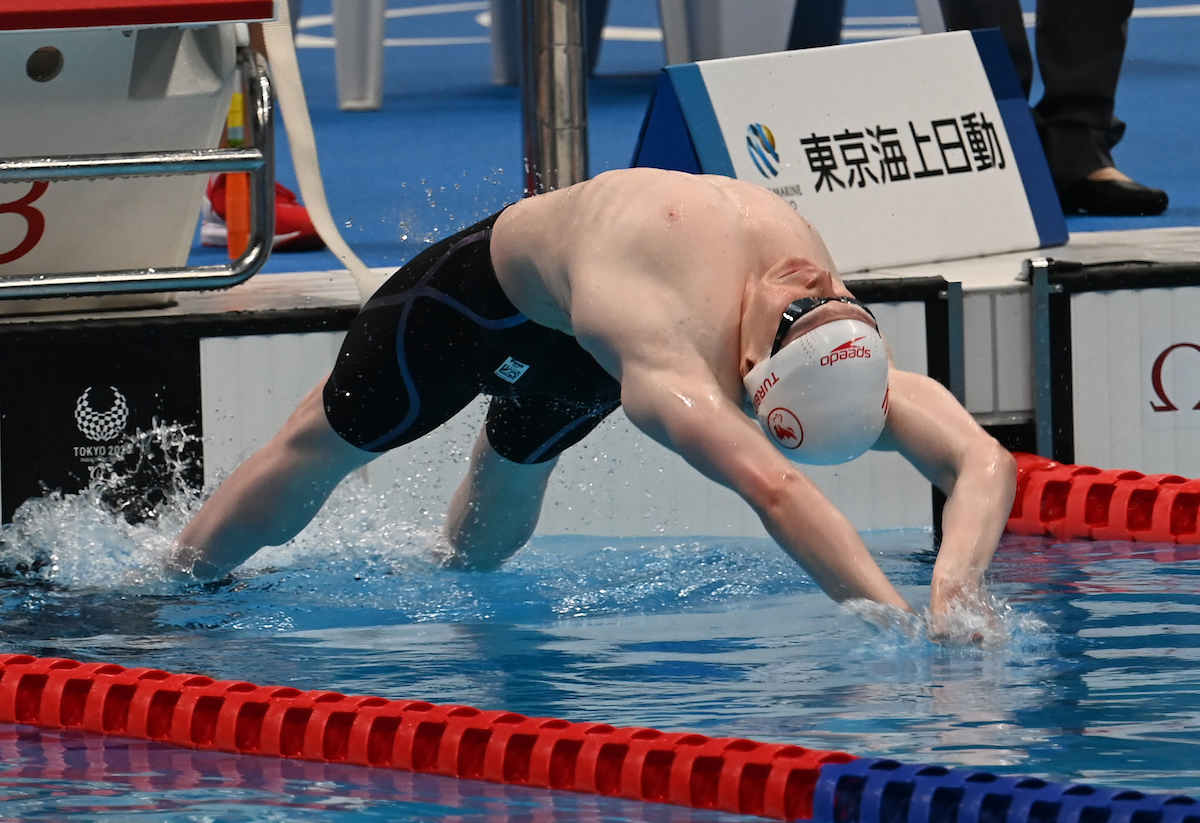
[{"left": 798, "top": 112, "right": 1005, "bottom": 194}]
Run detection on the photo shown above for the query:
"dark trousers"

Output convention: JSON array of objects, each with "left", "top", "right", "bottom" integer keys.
[{"left": 939, "top": 0, "right": 1135, "bottom": 190}]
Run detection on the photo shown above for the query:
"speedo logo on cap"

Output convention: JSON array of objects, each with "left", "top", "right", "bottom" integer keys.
[{"left": 821, "top": 336, "right": 871, "bottom": 367}]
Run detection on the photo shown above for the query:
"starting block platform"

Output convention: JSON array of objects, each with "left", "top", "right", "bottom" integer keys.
[{"left": 0, "top": 0, "right": 276, "bottom": 302}]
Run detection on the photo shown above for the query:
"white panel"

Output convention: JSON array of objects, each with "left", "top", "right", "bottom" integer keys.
[
  {"left": 962, "top": 293, "right": 996, "bottom": 414},
  {"left": 1072, "top": 288, "right": 1200, "bottom": 477},
  {"left": 200, "top": 332, "right": 344, "bottom": 484},
  {"left": 1104, "top": 292, "right": 1142, "bottom": 468},
  {"left": 993, "top": 291, "right": 1032, "bottom": 412},
  {"left": 197, "top": 302, "right": 935, "bottom": 538},
  {"left": 1071, "top": 292, "right": 1114, "bottom": 468},
  {"left": 873, "top": 301, "right": 928, "bottom": 375},
  {"left": 1138, "top": 289, "right": 1176, "bottom": 473}
]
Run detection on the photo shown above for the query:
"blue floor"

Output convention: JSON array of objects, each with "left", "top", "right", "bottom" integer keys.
[{"left": 187, "top": 0, "right": 1200, "bottom": 275}]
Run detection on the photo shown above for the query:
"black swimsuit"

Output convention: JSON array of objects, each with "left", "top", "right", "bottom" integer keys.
[{"left": 323, "top": 211, "right": 622, "bottom": 464}]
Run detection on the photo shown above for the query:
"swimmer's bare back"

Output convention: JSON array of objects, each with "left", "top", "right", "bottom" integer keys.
[{"left": 489, "top": 168, "right": 845, "bottom": 394}]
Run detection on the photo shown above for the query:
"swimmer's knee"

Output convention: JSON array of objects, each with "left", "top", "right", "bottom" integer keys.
[{"left": 275, "top": 380, "right": 374, "bottom": 469}]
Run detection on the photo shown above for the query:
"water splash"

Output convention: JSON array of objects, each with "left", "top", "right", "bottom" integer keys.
[
  {"left": 0, "top": 422, "right": 203, "bottom": 590},
  {"left": 841, "top": 592, "right": 1050, "bottom": 650}
]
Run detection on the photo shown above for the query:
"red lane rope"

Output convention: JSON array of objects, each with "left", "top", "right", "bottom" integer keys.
[
  {"left": 1007, "top": 452, "right": 1200, "bottom": 544},
  {"left": 0, "top": 654, "right": 855, "bottom": 820}
]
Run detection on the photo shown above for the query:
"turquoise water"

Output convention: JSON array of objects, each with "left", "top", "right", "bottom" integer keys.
[{"left": 0, "top": 432, "right": 1197, "bottom": 819}]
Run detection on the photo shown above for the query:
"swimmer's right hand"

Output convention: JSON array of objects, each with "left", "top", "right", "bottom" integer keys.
[
  {"left": 840, "top": 598, "right": 924, "bottom": 638},
  {"left": 927, "top": 580, "right": 997, "bottom": 645}
]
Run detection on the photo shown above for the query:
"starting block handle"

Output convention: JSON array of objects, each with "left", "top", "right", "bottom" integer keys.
[
  {"left": 0, "top": 148, "right": 264, "bottom": 183},
  {"left": 0, "top": 47, "right": 275, "bottom": 300}
]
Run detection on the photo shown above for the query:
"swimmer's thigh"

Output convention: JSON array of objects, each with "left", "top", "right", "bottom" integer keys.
[
  {"left": 485, "top": 392, "right": 622, "bottom": 464},
  {"left": 324, "top": 290, "right": 481, "bottom": 452}
]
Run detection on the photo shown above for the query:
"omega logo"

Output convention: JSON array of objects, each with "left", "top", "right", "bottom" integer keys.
[{"left": 1149, "top": 343, "right": 1200, "bottom": 412}]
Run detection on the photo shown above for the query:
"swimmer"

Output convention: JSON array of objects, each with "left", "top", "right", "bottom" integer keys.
[{"left": 173, "top": 168, "right": 1016, "bottom": 637}]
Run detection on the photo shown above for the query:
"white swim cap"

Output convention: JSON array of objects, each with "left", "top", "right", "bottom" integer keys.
[{"left": 743, "top": 315, "right": 889, "bottom": 465}]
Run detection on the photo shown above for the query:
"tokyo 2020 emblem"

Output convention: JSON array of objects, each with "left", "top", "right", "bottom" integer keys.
[{"left": 74, "top": 386, "right": 129, "bottom": 442}]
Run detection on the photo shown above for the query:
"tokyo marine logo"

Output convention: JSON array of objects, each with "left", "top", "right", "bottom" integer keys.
[
  {"left": 766, "top": 407, "right": 803, "bottom": 449},
  {"left": 74, "top": 386, "right": 129, "bottom": 442},
  {"left": 746, "top": 123, "right": 780, "bottom": 178},
  {"left": 821, "top": 336, "right": 871, "bottom": 367}
]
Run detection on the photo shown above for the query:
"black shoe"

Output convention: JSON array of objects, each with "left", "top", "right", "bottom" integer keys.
[{"left": 1060, "top": 177, "right": 1169, "bottom": 216}]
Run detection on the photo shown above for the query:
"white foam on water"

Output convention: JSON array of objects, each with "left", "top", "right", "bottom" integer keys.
[
  {"left": 841, "top": 592, "right": 1050, "bottom": 650},
  {"left": 0, "top": 424, "right": 204, "bottom": 591}
]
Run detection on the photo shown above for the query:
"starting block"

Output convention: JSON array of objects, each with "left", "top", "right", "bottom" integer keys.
[{"left": 0, "top": 0, "right": 276, "bottom": 304}]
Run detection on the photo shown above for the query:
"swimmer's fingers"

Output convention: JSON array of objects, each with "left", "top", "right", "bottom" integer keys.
[
  {"left": 926, "top": 580, "right": 996, "bottom": 645},
  {"left": 840, "top": 598, "right": 923, "bottom": 637}
]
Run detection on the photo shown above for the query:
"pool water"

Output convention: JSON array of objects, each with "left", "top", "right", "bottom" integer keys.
[{"left": 0, "top": 431, "right": 1197, "bottom": 820}]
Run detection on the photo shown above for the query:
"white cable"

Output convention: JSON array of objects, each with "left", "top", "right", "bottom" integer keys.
[{"left": 261, "top": 1, "right": 383, "bottom": 303}]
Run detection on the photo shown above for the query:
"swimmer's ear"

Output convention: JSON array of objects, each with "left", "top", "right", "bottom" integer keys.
[{"left": 740, "top": 353, "right": 759, "bottom": 379}]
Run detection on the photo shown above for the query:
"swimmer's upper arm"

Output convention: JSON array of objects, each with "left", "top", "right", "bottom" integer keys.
[
  {"left": 619, "top": 362, "right": 912, "bottom": 609},
  {"left": 618, "top": 361, "right": 787, "bottom": 499},
  {"left": 874, "top": 368, "right": 1016, "bottom": 597},
  {"left": 872, "top": 368, "right": 1006, "bottom": 493}
]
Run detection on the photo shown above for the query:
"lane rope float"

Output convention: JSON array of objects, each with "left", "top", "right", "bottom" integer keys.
[
  {"left": 1007, "top": 452, "right": 1200, "bottom": 545},
  {"left": 0, "top": 654, "right": 1196, "bottom": 822}
]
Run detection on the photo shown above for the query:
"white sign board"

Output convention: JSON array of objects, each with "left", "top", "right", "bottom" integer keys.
[{"left": 633, "top": 30, "right": 1066, "bottom": 273}]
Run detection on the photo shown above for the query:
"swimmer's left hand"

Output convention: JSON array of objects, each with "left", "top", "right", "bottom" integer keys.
[{"left": 927, "top": 580, "right": 996, "bottom": 645}]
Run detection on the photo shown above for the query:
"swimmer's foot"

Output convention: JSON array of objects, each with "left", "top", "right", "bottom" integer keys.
[
  {"left": 1059, "top": 167, "right": 1168, "bottom": 216},
  {"left": 162, "top": 541, "right": 227, "bottom": 583}
]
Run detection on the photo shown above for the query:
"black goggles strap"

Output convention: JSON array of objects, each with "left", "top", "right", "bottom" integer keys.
[{"left": 771, "top": 297, "right": 875, "bottom": 356}]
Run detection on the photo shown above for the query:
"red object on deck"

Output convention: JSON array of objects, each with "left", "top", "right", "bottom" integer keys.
[
  {"left": 1007, "top": 452, "right": 1200, "bottom": 544},
  {"left": 0, "top": 654, "right": 855, "bottom": 821},
  {"left": 0, "top": 0, "right": 273, "bottom": 32}
]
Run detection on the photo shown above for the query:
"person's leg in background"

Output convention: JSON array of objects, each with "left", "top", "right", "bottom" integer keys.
[
  {"left": 787, "top": 0, "right": 846, "bottom": 50},
  {"left": 938, "top": 0, "right": 1167, "bottom": 215},
  {"left": 938, "top": 0, "right": 1033, "bottom": 93},
  {"left": 1034, "top": 0, "right": 1167, "bottom": 215}
]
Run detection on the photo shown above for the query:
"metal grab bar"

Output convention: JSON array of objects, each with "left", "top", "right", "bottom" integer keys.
[
  {"left": 0, "top": 46, "right": 275, "bottom": 301},
  {"left": 0, "top": 148, "right": 265, "bottom": 182}
]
